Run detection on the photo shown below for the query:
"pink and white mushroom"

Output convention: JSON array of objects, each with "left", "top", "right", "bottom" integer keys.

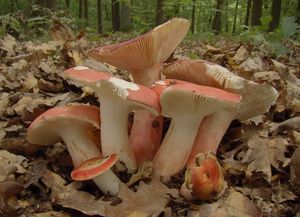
[
  {"left": 162, "top": 59, "right": 278, "bottom": 200},
  {"left": 88, "top": 18, "right": 190, "bottom": 165},
  {"left": 63, "top": 66, "right": 160, "bottom": 172},
  {"left": 162, "top": 59, "right": 278, "bottom": 165},
  {"left": 71, "top": 154, "right": 118, "bottom": 181},
  {"left": 151, "top": 79, "right": 242, "bottom": 181},
  {"left": 180, "top": 152, "right": 224, "bottom": 201},
  {"left": 26, "top": 104, "right": 120, "bottom": 195}
]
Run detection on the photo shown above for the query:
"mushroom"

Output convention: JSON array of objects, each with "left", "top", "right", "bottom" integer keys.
[
  {"left": 27, "top": 104, "right": 120, "bottom": 195},
  {"left": 162, "top": 59, "right": 278, "bottom": 165},
  {"left": 71, "top": 154, "right": 118, "bottom": 181},
  {"left": 63, "top": 66, "right": 160, "bottom": 172},
  {"left": 162, "top": 59, "right": 278, "bottom": 200},
  {"left": 180, "top": 152, "right": 224, "bottom": 201},
  {"left": 88, "top": 18, "right": 190, "bottom": 165},
  {"left": 151, "top": 79, "right": 241, "bottom": 181}
]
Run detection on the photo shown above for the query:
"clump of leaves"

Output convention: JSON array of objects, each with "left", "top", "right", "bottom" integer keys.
[
  {"left": 240, "top": 16, "right": 300, "bottom": 57},
  {"left": 0, "top": 4, "right": 77, "bottom": 40}
]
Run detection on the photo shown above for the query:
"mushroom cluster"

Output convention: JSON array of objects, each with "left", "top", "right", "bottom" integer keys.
[{"left": 27, "top": 18, "right": 278, "bottom": 201}]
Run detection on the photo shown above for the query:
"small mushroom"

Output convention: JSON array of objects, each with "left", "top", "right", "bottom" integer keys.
[
  {"left": 88, "top": 18, "right": 190, "bottom": 165},
  {"left": 180, "top": 152, "right": 224, "bottom": 201},
  {"left": 27, "top": 104, "right": 120, "bottom": 195},
  {"left": 152, "top": 79, "right": 241, "bottom": 181},
  {"left": 71, "top": 154, "right": 118, "bottom": 181},
  {"left": 63, "top": 66, "right": 160, "bottom": 172}
]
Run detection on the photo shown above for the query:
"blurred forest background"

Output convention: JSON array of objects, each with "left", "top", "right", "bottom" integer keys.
[
  {"left": 0, "top": 0, "right": 299, "bottom": 58},
  {"left": 0, "top": 0, "right": 299, "bottom": 37}
]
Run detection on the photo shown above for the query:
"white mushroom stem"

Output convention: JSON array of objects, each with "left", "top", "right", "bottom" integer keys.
[
  {"left": 187, "top": 110, "right": 236, "bottom": 167},
  {"left": 153, "top": 114, "right": 204, "bottom": 181},
  {"left": 99, "top": 95, "right": 137, "bottom": 171},
  {"left": 59, "top": 126, "right": 120, "bottom": 195}
]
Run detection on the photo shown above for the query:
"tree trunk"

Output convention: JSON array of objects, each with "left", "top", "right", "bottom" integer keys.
[
  {"left": 245, "top": 0, "right": 252, "bottom": 26},
  {"left": 79, "top": 0, "right": 84, "bottom": 19},
  {"left": 232, "top": 0, "right": 239, "bottom": 33},
  {"left": 174, "top": 0, "right": 180, "bottom": 16},
  {"left": 11, "top": 1, "right": 14, "bottom": 12},
  {"left": 225, "top": 0, "right": 229, "bottom": 32},
  {"left": 111, "top": 0, "right": 120, "bottom": 31},
  {"left": 65, "top": 0, "right": 70, "bottom": 8},
  {"left": 45, "top": 0, "right": 55, "bottom": 9},
  {"left": 297, "top": 0, "right": 300, "bottom": 24},
  {"left": 191, "top": 0, "right": 196, "bottom": 33},
  {"left": 35, "top": 0, "right": 55, "bottom": 8},
  {"left": 269, "top": 0, "right": 281, "bottom": 31},
  {"left": 120, "top": 1, "right": 131, "bottom": 31},
  {"left": 84, "top": 0, "right": 89, "bottom": 27},
  {"left": 212, "top": 0, "right": 224, "bottom": 35},
  {"left": 97, "top": 0, "right": 102, "bottom": 34},
  {"left": 156, "top": 0, "right": 164, "bottom": 26},
  {"left": 251, "top": 0, "right": 263, "bottom": 26},
  {"left": 104, "top": 1, "right": 109, "bottom": 21}
]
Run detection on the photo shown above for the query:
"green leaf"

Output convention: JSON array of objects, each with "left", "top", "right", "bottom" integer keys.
[{"left": 281, "top": 17, "right": 300, "bottom": 37}]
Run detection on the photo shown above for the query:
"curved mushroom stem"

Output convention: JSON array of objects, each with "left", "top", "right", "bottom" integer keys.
[
  {"left": 130, "top": 111, "right": 163, "bottom": 165},
  {"left": 187, "top": 110, "right": 236, "bottom": 167},
  {"left": 59, "top": 126, "right": 101, "bottom": 166},
  {"left": 181, "top": 110, "right": 235, "bottom": 200},
  {"left": 99, "top": 96, "right": 137, "bottom": 172},
  {"left": 153, "top": 115, "right": 203, "bottom": 181},
  {"left": 59, "top": 126, "right": 120, "bottom": 195}
]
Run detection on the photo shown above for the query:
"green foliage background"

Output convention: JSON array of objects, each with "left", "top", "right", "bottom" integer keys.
[{"left": 0, "top": 0, "right": 299, "bottom": 57}]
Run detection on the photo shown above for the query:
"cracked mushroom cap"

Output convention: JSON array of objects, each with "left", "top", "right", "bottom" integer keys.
[
  {"left": 181, "top": 152, "right": 224, "bottom": 201},
  {"left": 88, "top": 18, "right": 190, "bottom": 73},
  {"left": 27, "top": 104, "right": 100, "bottom": 145},
  {"left": 162, "top": 59, "right": 278, "bottom": 120}
]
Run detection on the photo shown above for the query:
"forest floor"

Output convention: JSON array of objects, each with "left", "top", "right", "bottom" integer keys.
[{"left": 0, "top": 24, "right": 300, "bottom": 217}]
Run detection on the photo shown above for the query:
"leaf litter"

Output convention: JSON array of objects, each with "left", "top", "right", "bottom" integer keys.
[{"left": 0, "top": 21, "right": 299, "bottom": 216}]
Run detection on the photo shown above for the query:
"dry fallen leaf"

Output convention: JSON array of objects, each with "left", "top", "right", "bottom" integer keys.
[
  {"left": 233, "top": 46, "right": 249, "bottom": 64},
  {"left": 187, "top": 190, "right": 262, "bottom": 217},
  {"left": 0, "top": 34, "right": 17, "bottom": 57},
  {"left": 31, "top": 211, "right": 71, "bottom": 217},
  {"left": 13, "top": 93, "right": 71, "bottom": 118},
  {"left": 0, "top": 180, "right": 24, "bottom": 215},
  {"left": 271, "top": 183, "right": 297, "bottom": 203},
  {"left": 253, "top": 71, "right": 281, "bottom": 83},
  {"left": 270, "top": 117, "right": 300, "bottom": 135},
  {"left": 0, "top": 150, "right": 28, "bottom": 182},
  {"left": 290, "top": 147, "right": 300, "bottom": 188},
  {"left": 242, "top": 135, "right": 289, "bottom": 181},
  {"left": 41, "top": 170, "right": 177, "bottom": 217},
  {"left": 0, "top": 93, "right": 9, "bottom": 118},
  {"left": 238, "top": 58, "right": 263, "bottom": 72}
]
